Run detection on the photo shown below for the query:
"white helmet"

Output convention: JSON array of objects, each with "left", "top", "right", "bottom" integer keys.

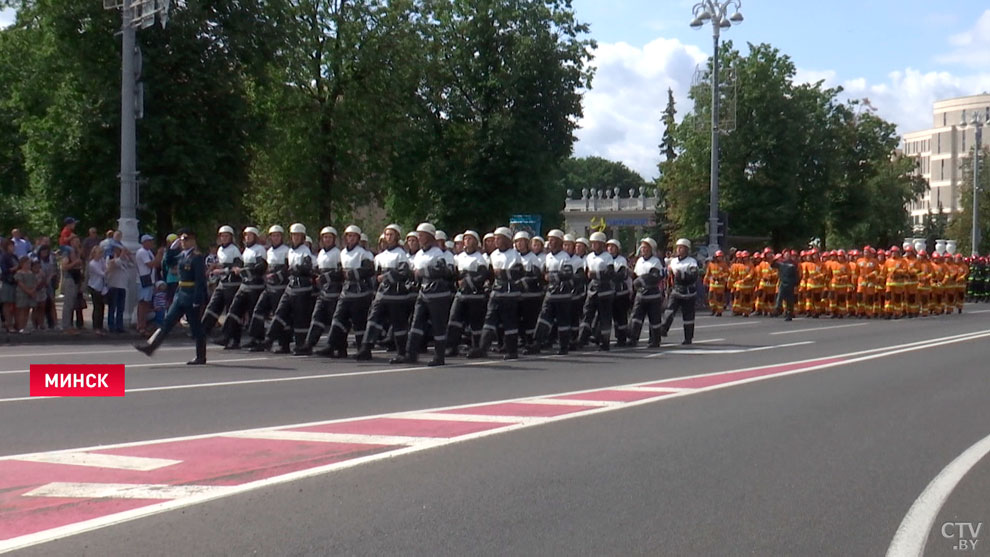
[
  {"left": 305, "top": 236, "right": 313, "bottom": 245},
  {"left": 494, "top": 226, "right": 513, "bottom": 240},
  {"left": 483, "top": 232, "right": 495, "bottom": 241},
  {"left": 289, "top": 223, "right": 306, "bottom": 234},
  {"left": 606, "top": 239, "right": 621, "bottom": 249},
  {"left": 641, "top": 237, "right": 658, "bottom": 251},
  {"left": 589, "top": 232, "right": 607, "bottom": 243},
  {"left": 435, "top": 230, "right": 448, "bottom": 241},
  {"left": 243, "top": 226, "right": 260, "bottom": 237},
  {"left": 218, "top": 225, "right": 235, "bottom": 235},
  {"left": 547, "top": 229, "right": 565, "bottom": 240},
  {"left": 406, "top": 231, "right": 418, "bottom": 240},
  {"left": 453, "top": 233, "right": 464, "bottom": 243},
  {"left": 563, "top": 234, "right": 576, "bottom": 243},
  {"left": 320, "top": 226, "right": 338, "bottom": 237},
  {"left": 416, "top": 222, "right": 436, "bottom": 236},
  {"left": 532, "top": 236, "right": 545, "bottom": 245},
  {"left": 344, "top": 225, "right": 361, "bottom": 236},
  {"left": 675, "top": 238, "right": 691, "bottom": 248},
  {"left": 445, "top": 241, "right": 455, "bottom": 250},
  {"left": 463, "top": 230, "right": 480, "bottom": 242},
  {"left": 577, "top": 237, "right": 590, "bottom": 247},
  {"left": 513, "top": 231, "right": 531, "bottom": 241},
  {"left": 360, "top": 233, "right": 369, "bottom": 243},
  {"left": 268, "top": 225, "right": 285, "bottom": 235},
  {"left": 384, "top": 224, "right": 402, "bottom": 235}
]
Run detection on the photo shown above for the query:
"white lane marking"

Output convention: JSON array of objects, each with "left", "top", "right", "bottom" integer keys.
[
  {"left": 222, "top": 430, "right": 439, "bottom": 446},
  {"left": 23, "top": 482, "right": 232, "bottom": 500},
  {"left": 0, "top": 356, "right": 274, "bottom": 376},
  {"left": 648, "top": 340, "right": 814, "bottom": 357},
  {"left": 621, "top": 386, "right": 689, "bottom": 393},
  {"left": 0, "top": 345, "right": 208, "bottom": 360},
  {"left": 967, "top": 309, "right": 990, "bottom": 314},
  {"left": 521, "top": 398, "right": 620, "bottom": 407},
  {"left": 13, "top": 453, "right": 180, "bottom": 471},
  {"left": 769, "top": 322, "right": 869, "bottom": 335},
  {"left": 886, "top": 431, "right": 990, "bottom": 557},
  {"left": 5, "top": 331, "right": 990, "bottom": 553}
]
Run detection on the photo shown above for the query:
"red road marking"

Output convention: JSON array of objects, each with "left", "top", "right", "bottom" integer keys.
[
  {"left": 287, "top": 417, "right": 515, "bottom": 438},
  {"left": 642, "top": 357, "right": 846, "bottom": 390},
  {"left": 437, "top": 402, "right": 592, "bottom": 418},
  {"left": 550, "top": 389, "right": 677, "bottom": 402}
]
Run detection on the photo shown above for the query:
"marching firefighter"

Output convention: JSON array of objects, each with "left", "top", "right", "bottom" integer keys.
[
  {"left": 578, "top": 231, "right": 615, "bottom": 351},
  {"left": 470, "top": 227, "right": 525, "bottom": 360},
  {"left": 730, "top": 251, "right": 756, "bottom": 317},
  {"left": 607, "top": 239, "right": 631, "bottom": 346},
  {"left": 135, "top": 229, "right": 209, "bottom": 365},
  {"left": 356, "top": 224, "right": 411, "bottom": 361},
  {"left": 563, "top": 234, "right": 586, "bottom": 348},
  {"left": 244, "top": 225, "right": 290, "bottom": 350},
  {"left": 252, "top": 223, "right": 314, "bottom": 354},
  {"left": 325, "top": 225, "right": 375, "bottom": 358},
  {"left": 827, "top": 250, "right": 852, "bottom": 317},
  {"left": 201, "top": 225, "right": 242, "bottom": 338},
  {"left": 515, "top": 231, "right": 544, "bottom": 351},
  {"left": 628, "top": 237, "right": 665, "bottom": 347},
  {"left": 704, "top": 250, "right": 729, "bottom": 316},
  {"left": 216, "top": 227, "right": 266, "bottom": 349},
  {"left": 392, "top": 223, "right": 454, "bottom": 366},
  {"left": 445, "top": 230, "right": 490, "bottom": 357},
  {"left": 661, "top": 238, "right": 699, "bottom": 344},
  {"left": 300, "top": 227, "right": 341, "bottom": 356},
  {"left": 883, "top": 246, "right": 907, "bottom": 318},
  {"left": 528, "top": 229, "right": 573, "bottom": 355},
  {"left": 855, "top": 247, "right": 879, "bottom": 318}
]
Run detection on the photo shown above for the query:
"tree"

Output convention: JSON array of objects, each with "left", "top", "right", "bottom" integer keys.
[
  {"left": 558, "top": 156, "right": 648, "bottom": 197},
  {"left": 659, "top": 87, "right": 677, "bottom": 169},
  {"left": 946, "top": 145, "right": 990, "bottom": 255}
]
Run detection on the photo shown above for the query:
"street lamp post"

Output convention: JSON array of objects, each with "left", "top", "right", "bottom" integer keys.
[
  {"left": 690, "top": 1, "right": 743, "bottom": 255},
  {"left": 960, "top": 113, "right": 985, "bottom": 256}
]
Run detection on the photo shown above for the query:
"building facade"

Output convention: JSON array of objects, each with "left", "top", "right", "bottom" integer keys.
[{"left": 902, "top": 93, "right": 990, "bottom": 229}]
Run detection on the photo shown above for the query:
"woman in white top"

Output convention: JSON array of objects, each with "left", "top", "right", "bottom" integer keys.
[
  {"left": 105, "top": 243, "right": 133, "bottom": 333},
  {"left": 87, "top": 246, "right": 108, "bottom": 333}
]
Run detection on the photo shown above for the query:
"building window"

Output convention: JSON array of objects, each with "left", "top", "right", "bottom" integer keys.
[
  {"left": 943, "top": 112, "right": 947, "bottom": 126},
  {"left": 963, "top": 129, "right": 967, "bottom": 151},
  {"left": 938, "top": 133, "right": 941, "bottom": 153}
]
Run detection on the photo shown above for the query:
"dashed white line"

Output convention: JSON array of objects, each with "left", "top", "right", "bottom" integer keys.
[
  {"left": 770, "top": 322, "right": 869, "bottom": 335},
  {"left": 23, "top": 482, "right": 233, "bottom": 500}
]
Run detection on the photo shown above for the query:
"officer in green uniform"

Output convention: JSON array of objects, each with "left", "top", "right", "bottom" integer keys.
[{"left": 135, "top": 228, "right": 209, "bottom": 365}]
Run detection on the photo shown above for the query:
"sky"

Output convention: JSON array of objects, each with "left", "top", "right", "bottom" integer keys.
[
  {"left": 571, "top": 0, "right": 990, "bottom": 179},
  {"left": 3, "top": 2, "right": 990, "bottom": 180}
]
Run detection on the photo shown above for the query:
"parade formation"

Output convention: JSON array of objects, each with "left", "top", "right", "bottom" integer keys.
[{"left": 134, "top": 223, "right": 983, "bottom": 365}]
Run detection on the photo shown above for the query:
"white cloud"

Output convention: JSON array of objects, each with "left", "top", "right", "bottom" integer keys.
[
  {"left": 0, "top": 8, "right": 15, "bottom": 29},
  {"left": 939, "top": 9, "right": 990, "bottom": 67},
  {"left": 574, "top": 37, "right": 707, "bottom": 180}
]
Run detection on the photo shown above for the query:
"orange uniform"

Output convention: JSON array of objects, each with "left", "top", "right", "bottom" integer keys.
[{"left": 705, "top": 258, "right": 730, "bottom": 315}]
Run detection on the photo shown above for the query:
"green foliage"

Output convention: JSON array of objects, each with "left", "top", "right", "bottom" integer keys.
[
  {"left": 659, "top": 41, "right": 924, "bottom": 250},
  {"left": 946, "top": 146, "right": 990, "bottom": 255}
]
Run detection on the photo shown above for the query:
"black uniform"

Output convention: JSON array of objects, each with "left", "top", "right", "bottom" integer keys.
[
  {"left": 530, "top": 249, "right": 574, "bottom": 355},
  {"left": 201, "top": 242, "right": 242, "bottom": 339},
  {"left": 628, "top": 255, "right": 665, "bottom": 347},
  {"left": 445, "top": 249, "right": 490, "bottom": 356},
  {"left": 304, "top": 245, "right": 342, "bottom": 355},
  {"left": 327, "top": 245, "right": 375, "bottom": 358},
  {"left": 244, "top": 243, "right": 290, "bottom": 349},
  {"left": 217, "top": 243, "right": 266, "bottom": 349},
  {"left": 257, "top": 243, "right": 315, "bottom": 353},
  {"left": 470, "top": 247, "right": 526, "bottom": 360},
  {"left": 358, "top": 245, "right": 413, "bottom": 360},
  {"left": 661, "top": 254, "right": 700, "bottom": 344},
  {"left": 395, "top": 245, "right": 453, "bottom": 366}
]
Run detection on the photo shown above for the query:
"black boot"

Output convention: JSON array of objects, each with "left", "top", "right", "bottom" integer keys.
[
  {"left": 682, "top": 323, "right": 694, "bottom": 345},
  {"left": 187, "top": 338, "right": 207, "bottom": 365},
  {"left": 242, "top": 338, "right": 263, "bottom": 350},
  {"left": 315, "top": 344, "right": 334, "bottom": 357},
  {"left": 598, "top": 332, "right": 611, "bottom": 351},
  {"left": 355, "top": 344, "right": 373, "bottom": 361},
  {"left": 523, "top": 342, "right": 541, "bottom": 355},
  {"left": 391, "top": 332, "right": 419, "bottom": 364},
  {"left": 467, "top": 329, "right": 493, "bottom": 359},
  {"left": 293, "top": 333, "right": 312, "bottom": 356},
  {"left": 504, "top": 334, "right": 518, "bottom": 360},
  {"left": 428, "top": 340, "right": 446, "bottom": 366},
  {"left": 556, "top": 329, "right": 570, "bottom": 355},
  {"left": 248, "top": 339, "right": 271, "bottom": 352},
  {"left": 135, "top": 328, "right": 166, "bottom": 357},
  {"left": 615, "top": 329, "right": 627, "bottom": 347}
]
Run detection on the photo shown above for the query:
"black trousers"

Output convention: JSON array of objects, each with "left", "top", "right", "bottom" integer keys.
[
  {"left": 534, "top": 295, "right": 572, "bottom": 348},
  {"left": 612, "top": 289, "right": 631, "bottom": 343},
  {"left": 519, "top": 294, "right": 543, "bottom": 346},
  {"left": 661, "top": 295, "right": 696, "bottom": 342},
  {"left": 628, "top": 291, "right": 663, "bottom": 346},
  {"left": 202, "top": 284, "right": 238, "bottom": 335},
  {"left": 363, "top": 293, "right": 410, "bottom": 354},
  {"left": 407, "top": 292, "right": 452, "bottom": 357},
  {"left": 479, "top": 293, "right": 519, "bottom": 355},
  {"left": 267, "top": 288, "right": 315, "bottom": 347},
  {"left": 579, "top": 288, "right": 613, "bottom": 347},
  {"left": 247, "top": 286, "right": 285, "bottom": 341},
  {"left": 445, "top": 294, "right": 487, "bottom": 350},
  {"left": 219, "top": 284, "right": 263, "bottom": 343},
  {"left": 329, "top": 292, "right": 373, "bottom": 350},
  {"left": 305, "top": 293, "right": 339, "bottom": 348}
]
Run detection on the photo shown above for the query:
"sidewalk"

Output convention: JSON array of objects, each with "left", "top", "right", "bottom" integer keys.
[{"left": 1, "top": 297, "right": 144, "bottom": 345}]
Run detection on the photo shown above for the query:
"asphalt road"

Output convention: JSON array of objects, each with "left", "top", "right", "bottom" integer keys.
[{"left": 2, "top": 307, "right": 990, "bottom": 556}]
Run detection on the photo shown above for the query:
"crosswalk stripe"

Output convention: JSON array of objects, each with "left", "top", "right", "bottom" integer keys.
[
  {"left": 23, "top": 482, "right": 232, "bottom": 500},
  {"left": 13, "top": 453, "right": 180, "bottom": 471}
]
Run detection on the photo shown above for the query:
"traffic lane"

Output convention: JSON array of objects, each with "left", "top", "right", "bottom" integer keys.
[
  {"left": 926, "top": 456, "right": 990, "bottom": 557},
  {"left": 1, "top": 316, "right": 987, "bottom": 456},
  {"left": 0, "top": 336, "right": 828, "bottom": 457},
  {"left": 19, "top": 332, "right": 990, "bottom": 556}
]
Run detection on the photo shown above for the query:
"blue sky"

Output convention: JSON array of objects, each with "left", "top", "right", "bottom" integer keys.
[
  {"left": 571, "top": 0, "right": 990, "bottom": 178},
  {"left": 4, "top": 2, "right": 990, "bottom": 179}
]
